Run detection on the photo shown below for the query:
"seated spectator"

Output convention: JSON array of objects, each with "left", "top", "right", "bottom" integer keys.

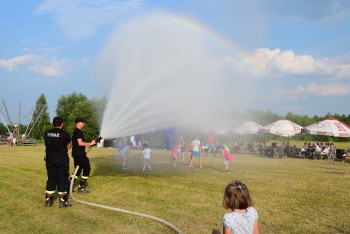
[
  {"left": 21, "top": 134, "right": 27, "bottom": 142},
  {"left": 258, "top": 141, "right": 265, "bottom": 154},
  {"left": 319, "top": 142, "right": 325, "bottom": 151},
  {"left": 313, "top": 143, "right": 322, "bottom": 159},
  {"left": 300, "top": 142, "right": 308, "bottom": 158},
  {"left": 343, "top": 147, "right": 350, "bottom": 157},
  {"left": 246, "top": 142, "right": 253, "bottom": 154},
  {"left": 281, "top": 141, "right": 286, "bottom": 155},
  {"left": 320, "top": 143, "right": 330, "bottom": 159},
  {"left": 306, "top": 142, "right": 315, "bottom": 159},
  {"left": 291, "top": 145, "right": 298, "bottom": 157}
]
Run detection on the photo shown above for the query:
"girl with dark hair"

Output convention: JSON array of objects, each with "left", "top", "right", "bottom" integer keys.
[{"left": 221, "top": 180, "right": 259, "bottom": 234}]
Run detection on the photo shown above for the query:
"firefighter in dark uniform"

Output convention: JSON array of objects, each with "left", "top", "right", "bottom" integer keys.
[
  {"left": 45, "top": 117, "right": 72, "bottom": 208},
  {"left": 72, "top": 118, "right": 96, "bottom": 193}
]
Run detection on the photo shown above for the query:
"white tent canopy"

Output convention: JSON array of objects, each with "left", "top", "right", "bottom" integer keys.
[
  {"left": 230, "top": 121, "right": 263, "bottom": 134},
  {"left": 262, "top": 119, "right": 303, "bottom": 137},
  {"left": 304, "top": 117, "right": 350, "bottom": 137}
]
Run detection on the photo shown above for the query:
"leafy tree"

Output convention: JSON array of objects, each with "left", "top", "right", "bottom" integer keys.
[
  {"left": 56, "top": 92, "right": 88, "bottom": 126},
  {"left": 56, "top": 92, "right": 100, "bottom": 141},
  {"left": 0, "top": 123, "right": 6, "bottom": 136},
  {"left": 28, "top": 94, "right": 51, "bottom": 140},
  {"left": 245, "top": 109, "right": 281, "bottom": 125}
]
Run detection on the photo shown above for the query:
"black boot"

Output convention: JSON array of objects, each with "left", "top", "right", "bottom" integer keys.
[
  {"left": 45, "top": 193, "right": 54, "bottom": 207},
  {"left": 77, "top": 179, "right": 91, "bottom": 193},
  {"left": 77, "top": 185, "right": 91, "bottom": 193},
  {"left": 59, "top": 194, "right": 72, "bottom": 208}
]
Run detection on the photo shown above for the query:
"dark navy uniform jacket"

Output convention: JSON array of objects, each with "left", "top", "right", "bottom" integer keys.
[{"left": 45, "top": 128, "right": 71, "bottom": 157}]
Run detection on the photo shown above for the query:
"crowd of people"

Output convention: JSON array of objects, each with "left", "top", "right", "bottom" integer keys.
[
  {"left": 115, "top": 135, "right": 235, "bottom": 173},
  {"left": 115, "top": 135, "right": 350, "bottom": 176},
  {"left": 300, "top": 142, "right": 338, "bottom": 163},
  {"left": 225, "top": 140, "right": 346, "bottom": 162}
]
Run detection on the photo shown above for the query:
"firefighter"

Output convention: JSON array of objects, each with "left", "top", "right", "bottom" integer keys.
[
  {"left": 71, "top": 118, "right": 96, "bottom": 193},
  {"left": 44, "top": 117, "right": 72, "bottom": 208}
]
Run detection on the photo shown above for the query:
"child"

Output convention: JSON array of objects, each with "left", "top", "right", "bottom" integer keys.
[
  {"left": 221, "top": 145, "right": 232, "bottom": 173},
  {"left": 222, "top": 180, "right": 259, "bottom": 234},
  {"left": 327, "top": 143, "right": 336, "bottom": 164},
  {"left": 141, "top": 143, "right": 152, "bottom": 172},
  {"left": 119, "top": 144, "right": 130, "bottom": 169},
  {"left": 204, "top": 142, "right": 210, "bottom": 157},
  {"left": 179, "top": 138, "right": 186, "bottom": 161},
  {"left": 171, "top": 144, "right": 179, "bottom": 167},
  {"left": 189, "top": 137, "right": 202, "bottom": 168}
]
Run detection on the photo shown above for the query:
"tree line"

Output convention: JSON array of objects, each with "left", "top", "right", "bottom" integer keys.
[
  {"left": 1, "top": 92, "right": 350, "bottom": 143},
  {"left": 0, "top": 92, "right": 105, "bottom": 142}
]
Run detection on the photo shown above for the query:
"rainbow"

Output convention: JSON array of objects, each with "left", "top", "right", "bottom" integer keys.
[{"left": 158, "top": 12, "right": 266, "bottom": 75}]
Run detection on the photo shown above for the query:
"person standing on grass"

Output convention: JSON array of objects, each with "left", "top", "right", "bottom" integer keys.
[
  {"left": 209, "top": 134, "right": 216, "bottom": 156},
  {"left": 179, "top": 137, "right": 186, "bottom": 161},
  {"left": 221, "top": 180, "right": 259, "bottom": 234},
  {"left": 171, "top": 143, "right": 179, "bottom": 167},
  {"left": 44, "top": 117, "right": 72, "bottom": 208},
  {"left": 189, "top": 137, "right": 202, "bottom": 168},
  {"left": 220, "top": 145, "right": 232, "bottom": 173},
  {"left": 328, "top": 143, "right": 336, "bottom": 164},
  {"left": 7, "top": 132, "right": 14, "bottom": 146},
  {"left": 320, "top": 143, "right": 330, "bottom": 159},
  {"left": 119, "top": 144, "right": 131, "bottom": 169},
  {"left": 142, "top": 143, "right": 152, "bottom": 172},
  {"left": 187, "top": 137, "right": 193, "bottom": 164},
  {"left": 71, "top": 118, "right": 96, "bottom": 193}
]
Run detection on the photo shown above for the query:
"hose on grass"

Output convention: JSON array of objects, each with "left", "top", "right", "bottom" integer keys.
[{"left": 69, "top": 166, "right": 183, "bottom": 234}]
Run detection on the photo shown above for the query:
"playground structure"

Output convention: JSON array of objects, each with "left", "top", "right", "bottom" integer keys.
[{"left": 0, "top": 99, "right": 45, "bottom": 146}]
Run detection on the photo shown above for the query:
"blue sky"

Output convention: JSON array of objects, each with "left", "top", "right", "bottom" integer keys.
[{"left": 1, "top": 0, "right": 350, "bottom": 125}]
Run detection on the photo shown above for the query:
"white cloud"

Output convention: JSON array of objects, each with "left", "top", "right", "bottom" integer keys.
[
  {"left": 280, "top": 82, "right": 350, "bottom": 100},
  {"left": 252, "top": 48, "right": 320, "bottom": 75},
  {"left": 228, "top": 48, "right": 350, "bottom": 79},
  {"left": 0, "top": 54, "right": 88, "bottom": 77},
  {"left": 0, "top": 54, "right": 37, "bottom": 70},
  {"left": 307, "top": 83, "right": 350, "bottom": 96},
  {"left": 29, "top": 57, "right": 71, "bottom": 77},
  {"left": 36, "top": 0, "right": 144, "bottom": 40},
  {"left": 220, "top": 47, "right": 350, "bottom": 82}
]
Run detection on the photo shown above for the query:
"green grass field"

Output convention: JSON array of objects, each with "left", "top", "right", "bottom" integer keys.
[{"left": 1, "top": 144, "right": 349, "bottom": 233}]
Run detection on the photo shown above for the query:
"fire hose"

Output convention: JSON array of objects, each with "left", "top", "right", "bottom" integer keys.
[{"left": 69, "top": 165, "right": 183, "bottom": 234}]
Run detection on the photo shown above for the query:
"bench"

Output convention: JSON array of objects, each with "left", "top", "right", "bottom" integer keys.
[{"left": 19, "top": 141, "right": 36, "bottom": 146}]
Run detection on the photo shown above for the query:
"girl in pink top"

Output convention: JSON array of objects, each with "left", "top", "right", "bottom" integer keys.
[
  {"left": 171, "top": 144, "right": 179, "bottom": 167},
  {"left": 221, "top": 145, "right": 232, "bottom": 172}
]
